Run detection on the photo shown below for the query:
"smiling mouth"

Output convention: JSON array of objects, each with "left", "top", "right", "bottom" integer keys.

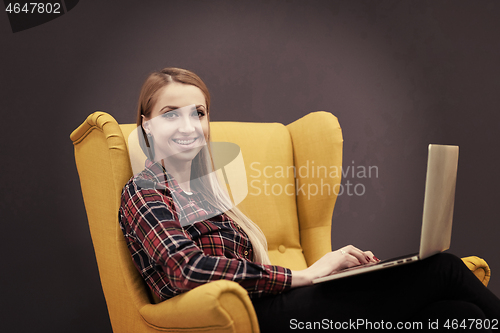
[{"left": 172, "top": 137, "right": 199, "bottom": 145}]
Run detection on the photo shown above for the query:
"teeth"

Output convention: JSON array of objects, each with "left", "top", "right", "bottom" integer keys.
[{"left": 173, "top": 138, "right": 197, "bottom": 145}]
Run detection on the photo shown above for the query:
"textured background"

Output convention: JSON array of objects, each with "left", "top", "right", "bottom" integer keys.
[{"left": 1, "top": 1, "right": 499, "bottom": 332}]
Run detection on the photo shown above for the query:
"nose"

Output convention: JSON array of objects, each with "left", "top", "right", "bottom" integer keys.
[{"left": 178, "top": 113, "right": 197, "bottom": 134}]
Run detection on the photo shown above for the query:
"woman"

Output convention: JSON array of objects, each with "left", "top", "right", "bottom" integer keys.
[{"left": 120, "top": 67, "right": 500, "bottom": 332}]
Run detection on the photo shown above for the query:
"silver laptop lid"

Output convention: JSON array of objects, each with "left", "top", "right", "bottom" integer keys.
[{"left": 419, "top": 144, "right": 459, "bottom": 259}]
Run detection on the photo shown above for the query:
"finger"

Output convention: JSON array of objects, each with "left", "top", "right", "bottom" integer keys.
[
  {"left": 343, "top": 245, "right": 371, "bottom": 264},
  {"left": 336, "top": 248, "right": 362, "bottom": 268},
  {"left": 363, "top": 251, "right": 379, "bottom": 263},
  {"left": 344, "top": 254, "right": 363, "bottom": 268}
]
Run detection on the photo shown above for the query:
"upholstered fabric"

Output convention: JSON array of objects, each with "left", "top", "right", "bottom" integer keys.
[
  {"left": 462, "top": 256, "right": 491, "bottom": 286},
  {"left": 71, "top": 111, "right": 490, "bottom": 333}
]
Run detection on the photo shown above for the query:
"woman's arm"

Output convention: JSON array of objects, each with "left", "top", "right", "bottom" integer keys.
[
  {"left": 291, "top": 245, "right": 379, "bottom": 287},
  {"left": 120, "top": 178, "right": 292, "bottom": 298}
]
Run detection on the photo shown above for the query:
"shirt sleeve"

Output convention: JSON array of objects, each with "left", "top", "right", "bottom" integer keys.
[{"left": 120, "top": 179, "right": 292, "bottom": 298}]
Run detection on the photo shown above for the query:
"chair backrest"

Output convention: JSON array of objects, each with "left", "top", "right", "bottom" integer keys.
[{"left": 70, "top": 111, "right": 343, "bottom": 331}]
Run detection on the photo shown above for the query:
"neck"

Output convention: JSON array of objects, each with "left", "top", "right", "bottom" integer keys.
[{"left": 160, "top": 159, "right": 193, "bottom": 193}]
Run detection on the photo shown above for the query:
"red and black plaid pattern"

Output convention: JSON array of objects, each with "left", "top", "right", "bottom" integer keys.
[{"left": 119, "top": 160, "right": 292, "bottom": 301}]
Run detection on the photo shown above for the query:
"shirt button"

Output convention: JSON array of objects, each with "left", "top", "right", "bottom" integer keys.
[{"left": 244, "top": 250, "right": 249, "bottom": 257}]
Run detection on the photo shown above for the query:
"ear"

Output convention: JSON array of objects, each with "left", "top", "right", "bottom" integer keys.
[{"left": 141, "top": 114, "right": 150, "bottom": 134}]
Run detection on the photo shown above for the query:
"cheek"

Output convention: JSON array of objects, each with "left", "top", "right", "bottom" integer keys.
[
  {"left": 150, "top": 123, "right": 176, "bottom": 146},
  {"left": 151, "top": 120, "right": 173, "bottom": 136},
  {"left": 201, "top": 121, "right": 210, "bottom": 140}
]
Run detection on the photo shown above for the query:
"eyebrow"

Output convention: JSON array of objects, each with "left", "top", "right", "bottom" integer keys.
[{"left": 160, "top": 104, "right": 206, "bottom": 112}]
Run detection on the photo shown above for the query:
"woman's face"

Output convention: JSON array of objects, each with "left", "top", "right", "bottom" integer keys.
[{"left": 143, "top": 82, "right": 209, "bottom": 165}]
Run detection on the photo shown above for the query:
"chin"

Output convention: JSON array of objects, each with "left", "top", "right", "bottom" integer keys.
[{"left": 160, "top": 147, "right": 203, "bottom": 165}]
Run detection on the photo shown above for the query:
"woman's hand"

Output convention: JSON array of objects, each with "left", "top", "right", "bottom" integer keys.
[{"left": 291, "top": 245, "right": 380, "bottom": 288}]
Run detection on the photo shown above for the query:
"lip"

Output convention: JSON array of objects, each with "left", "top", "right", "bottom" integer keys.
[{"left": 171, "top": 136, "right": 201, "bottom": 150}]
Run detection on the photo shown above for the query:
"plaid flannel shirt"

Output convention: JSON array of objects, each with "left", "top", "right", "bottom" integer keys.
[{"left": 119, "top": 160, "right": 292, "bottom": 301}]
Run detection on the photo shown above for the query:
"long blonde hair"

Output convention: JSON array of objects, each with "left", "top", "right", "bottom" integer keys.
[{"left": 136, "top": 67, "right": 271, "bottom": 265}]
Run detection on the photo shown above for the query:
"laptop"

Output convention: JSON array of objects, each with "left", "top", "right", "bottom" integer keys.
[{"left": 312, "top": 144, "right": 459, "bottom": 284}]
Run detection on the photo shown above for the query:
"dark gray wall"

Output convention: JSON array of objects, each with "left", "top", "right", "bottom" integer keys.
[{"left": 1, "top": 1, "right": 499, "bottom": 332}]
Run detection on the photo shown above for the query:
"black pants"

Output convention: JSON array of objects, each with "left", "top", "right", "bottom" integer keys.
[{"left": 252, "top": 253, "right": 500, "bottom": 332}]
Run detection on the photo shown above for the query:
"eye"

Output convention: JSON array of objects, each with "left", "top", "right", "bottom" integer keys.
[
  {"left": 162, "top": 111, "right": 178, "bottom": 119},
  {"left": 194, "top": 109, "right": 206, "bottom": 118}
]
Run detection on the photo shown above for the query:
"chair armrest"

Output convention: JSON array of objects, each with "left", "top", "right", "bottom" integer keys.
[
  {"left": 462, "top": 256, "right": 491, "bottom": 287},
  {"left": 138, "top": 280, "right": 259, "bottom": 333}
]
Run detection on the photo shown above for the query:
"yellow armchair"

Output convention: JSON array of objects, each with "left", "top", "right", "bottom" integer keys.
[{"left": 71, "top": 111, "right": 490, "bottom": 332}]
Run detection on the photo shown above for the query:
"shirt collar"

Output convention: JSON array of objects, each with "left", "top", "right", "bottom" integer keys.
[{"left": 144, "top": 159, "right": 193, "bottom": 197}]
